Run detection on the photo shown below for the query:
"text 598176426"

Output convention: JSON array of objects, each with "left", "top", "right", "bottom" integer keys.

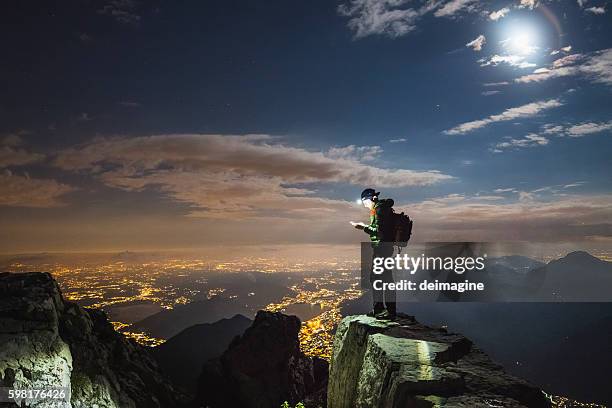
[{"left": 1, "top": 387, "right": 70, "bottom": 405}]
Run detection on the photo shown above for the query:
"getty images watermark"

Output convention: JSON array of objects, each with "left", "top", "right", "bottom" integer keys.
[
  {"left": 361, "top": 242, "right": 612, "bottom": 302},
  {"left": 371, "top": 251, "right": 487, "bottom": 293}
]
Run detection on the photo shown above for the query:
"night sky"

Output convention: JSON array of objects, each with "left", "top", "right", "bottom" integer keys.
[{"left": 1, "top": 0, "right": 611, "bottom": 253}]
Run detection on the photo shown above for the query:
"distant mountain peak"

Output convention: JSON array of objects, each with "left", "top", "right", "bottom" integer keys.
[
  {"left": 567, "top": 250, "right": 593, "bottom": 257},
  {"left": 560, "top": 250, "right": 605, "bottom": 264},
  {"left": 229, "top": 313, "right": 251, "bottom": 321},
  {"left": 153, "top": 313, "right": 253, "bottom": 395}
]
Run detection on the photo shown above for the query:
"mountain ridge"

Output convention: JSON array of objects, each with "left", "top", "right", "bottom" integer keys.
[{"left": 153, "top": 313, "right": 252, "bottom": 394}]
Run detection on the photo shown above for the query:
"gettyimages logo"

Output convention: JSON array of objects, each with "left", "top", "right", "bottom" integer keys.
[{"left": 372, "top": 252, "right": 487, "bottom": 275}]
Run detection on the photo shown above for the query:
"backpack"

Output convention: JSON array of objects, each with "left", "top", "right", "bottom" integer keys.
[
  {"left": 376, "top": 199, "right": 413, "bottom": 246},
  {"left": 391, "top": 210, "right": 413, "bottom": 247}
]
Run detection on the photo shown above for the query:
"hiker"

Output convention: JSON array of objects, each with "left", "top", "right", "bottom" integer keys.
[{"left": 351, "top": 188, "right": 397, "bottom": 319}]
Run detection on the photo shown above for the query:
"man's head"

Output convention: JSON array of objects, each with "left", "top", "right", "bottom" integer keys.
[{"left": 360, "top": 188, "right": 379, "bottom": 210}]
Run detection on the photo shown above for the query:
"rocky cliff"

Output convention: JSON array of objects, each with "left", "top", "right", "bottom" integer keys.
[
  {"left": 328, "top": 314, "right": 552, "bottom": 408},
  {"left": 196, "top": 310, "right": 328, "bottom": 408},
  {"left": 0, "top": 272, "right": 183, "bottom": 408}
]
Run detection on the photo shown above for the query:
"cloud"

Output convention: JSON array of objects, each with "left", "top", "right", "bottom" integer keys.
[
  {"left": 579, "top": 49, "right": 612, "bottom": 84},
  {"left": 0, "top": 172, "right": 75, "bottom": 208},
  {"left": 98, "top": 0, "right": 141, "bottom": 24},
  {"left": 1, "top": 133, "right": 24, "bottom": 147},
  {"left": 483, "top": 81, "right": 509, "bottom": 86},
  {"left": 540, "top": 120, "right": 612, "bottom": 137},
  {"left": 551, "top": 53, "right": 585, "bottom": 68},
  {"left": 0, "top": 147, "right": 44, "bottom": 168},
  {"left": 551, "top": 45, "right": 572, "bottom": 55},
  {"left": 0, "top": 134, "right": 44, "bottom": 168},
  {"left": 585, "top": 5, "right": 606, "bottom": 13},
  {"left": 481, "top": 90, "right": 500, "bottom": 96},
  {"left": 327, "top": 145, "right": 383, "bottom": 161},
  {"left": 531, "top": 186, "right": 554, "bottom": 193},
  {"left": 389, "top": 138, "right": 407, "bottom": 143},
  {"left": 434, "top": 0, "right": 479, "bottom": 17},
  {"left": 480, "top": 36, "right": 540, "bottom": 70},
  {"left": 466, "top": 34, "right": 486, "bottom": 51},
  {"left": 336, "top": 0, "right": 480, "bottom": 39},
  {"left": 516, "top": 48, "right": 612, "bottom": 86},
  {"left": 337, "top": 0, "right": 422, "bottom": 39},
  {"left": 53, "top": 134, "right": 453, "bottom": 218},
  {"left": 444, "top": 98, "right": 563, "bottom": 135},
  {"left": 492, "top": 133, "right": 549, "bottom": 151},
  {"left": 518, "top": 0, "right": 537, "bottom": 9},
  {"left": 518, "top": 191, "right": 536, "bottom": 202},
  {"left": 474, "top": 195, "right": 504, "bottom": 200},
  {"left": 541, "top": 123, "right": 566, "bottom": 134},
  {"left": 566, "top": 121, "right": 612, "bottom": 136},
  {"left": 564, "top": 181, "right": 586, "bottom": 188},
  {"left": 479, "top": 54, "right": 537, "bottom": 69},
  {"left": 399, "top": 192, "right": 612, "bottom": 242},
  {"left": 489, "top": 7, "right": 510, "bottom": 20}
]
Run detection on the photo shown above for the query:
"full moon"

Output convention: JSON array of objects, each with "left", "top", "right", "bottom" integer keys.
[
  {"left": 503, "top": 23, "right": 540, "bottom": 55},
  {"left": 510, "top": 33, "right": 536, "bottom": 54}
]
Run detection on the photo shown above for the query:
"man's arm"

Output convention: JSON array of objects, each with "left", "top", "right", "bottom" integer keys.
[{"left": 363, "top": 208, "right": 379, "bottom": 236}]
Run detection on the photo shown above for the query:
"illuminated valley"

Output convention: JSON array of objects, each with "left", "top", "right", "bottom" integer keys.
[
  {"left": 3, "top": 254, "right": 362, "bottom": 352},
  {"left": 264, "top": 273, "right": 364, "bottom": 360}
]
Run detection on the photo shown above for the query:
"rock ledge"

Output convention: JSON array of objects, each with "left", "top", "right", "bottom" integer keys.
[{"left": 328, "top": 314, "right": 551, "bottom": 408}]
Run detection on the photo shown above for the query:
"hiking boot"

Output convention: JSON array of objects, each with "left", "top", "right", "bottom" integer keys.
[
  {"left": 375, "top": 310, "right": 390, "bottom": 319},
  {"left": 368, "top": 302, "right": 384, "bottom": 317}
]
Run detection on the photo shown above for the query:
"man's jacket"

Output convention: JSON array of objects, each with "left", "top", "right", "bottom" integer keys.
[{"left": 363, "top": 198, "right": 395, "bottom": 245}]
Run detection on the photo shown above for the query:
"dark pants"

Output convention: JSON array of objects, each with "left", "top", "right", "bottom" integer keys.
[{"left": 370, "top": 244, "right": 396, "bottom": 315}]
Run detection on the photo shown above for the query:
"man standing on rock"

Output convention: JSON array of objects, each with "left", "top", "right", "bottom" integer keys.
[{"left": 351, "top": 188, "right": 396, "bottom": 319}]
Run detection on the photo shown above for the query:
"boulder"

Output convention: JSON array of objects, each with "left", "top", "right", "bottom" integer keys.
[{"left": 196, "top": 310, "right": 328, "bottom": 408}]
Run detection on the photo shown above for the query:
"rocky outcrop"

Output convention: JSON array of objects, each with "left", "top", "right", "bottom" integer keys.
[
  {"left": 196, "top": 310, "right": 328, "bottom": 408},
  {"left": 328, "top": 314, "right": 551, "bottom": 408},
  {"left": 0, "top": 272, "right": 183, "bottom": 408}
]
